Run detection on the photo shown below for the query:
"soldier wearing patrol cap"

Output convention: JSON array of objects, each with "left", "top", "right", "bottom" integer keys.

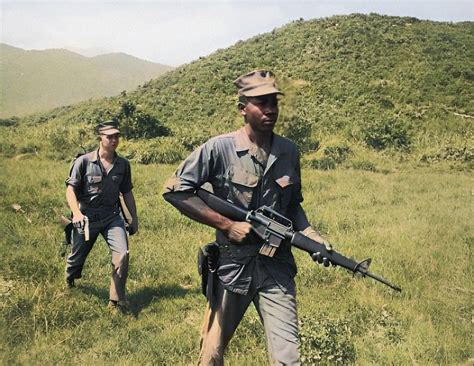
[
  {"left": 65, "top": 120, "right": 138, "bottom": 314},
  {"left": 163, "top": 70, "right": 332, "bottom": 365}
]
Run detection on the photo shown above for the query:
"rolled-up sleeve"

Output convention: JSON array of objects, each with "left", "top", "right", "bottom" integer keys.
[
  {"left": 65, "top": 158, "right": 84, "bottom": 188},
  {"left": 163, "top": 142, "right": 215, "bottom": 194}
]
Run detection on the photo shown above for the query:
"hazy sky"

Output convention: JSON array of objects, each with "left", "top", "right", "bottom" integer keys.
[{"left": 1, "top": 1, "right": 473, "bottom": 66}]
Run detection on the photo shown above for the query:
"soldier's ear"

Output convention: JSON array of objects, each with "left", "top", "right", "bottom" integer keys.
[
  {"left": 237, "top": 95, "right": 247, "bottom": 111},
  {"left": 238, "top": 104, "right": 247, "bottom": 116}
]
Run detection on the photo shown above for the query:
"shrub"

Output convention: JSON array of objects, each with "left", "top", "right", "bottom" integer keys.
[
  {"left": 18, "top": 143, "right": 38, "bottom": 154},
  {"left": 0, "top": 117, "right": 19, "bottom": 127},
  {"left": 47, "top": 129, "right": 75, "bottom": 152},
  {"left": 119, "top": 111, "right": 170, "bottom": 139},
  {"left": 351, "top": 159, "right": 378, "bottom": 172},
  {"left": 117, "top": 102, "right": 171, "bottom": 139},
  {"left": 308, "top": 156, "right": 338, "bottom": 170},
  {"left": 43, "top": 125, "right": 96, "bottom": 160},
  {"left": 361, "top": 118, "right": 411, "bottom": 151},
  {"left": 305, "top": 141, "right": 352, "bottom": 170},
  {"left": 420, "top": 145, "right": 473, "bottom": 163}
]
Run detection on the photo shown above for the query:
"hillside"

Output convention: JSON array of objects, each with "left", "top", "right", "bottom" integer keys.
[
  {"left": 0, "top": 13, "right": 472, "bottom": 365},
  {"left": 0, "top": 44, "right": 173, "bottom": 117},
  {"left": 1, "top": 14, "right": 473, "bottom": 168}
]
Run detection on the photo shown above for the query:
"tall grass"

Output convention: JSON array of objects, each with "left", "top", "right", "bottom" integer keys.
[{"left": 0, "top": 157, "right": 471, "bottom": 365}]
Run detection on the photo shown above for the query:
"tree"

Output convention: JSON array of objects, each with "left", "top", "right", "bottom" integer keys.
[{"left": 117, "top": 102, "right": 170, "bottom": 139}]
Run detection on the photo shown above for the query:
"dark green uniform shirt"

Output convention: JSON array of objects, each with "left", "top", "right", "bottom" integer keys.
[
  {"left": 66, "top": 149, "right": 133, "bottom": 218},
  {"left": 165, "top": 127, "right": 303, "bottom": 295}
]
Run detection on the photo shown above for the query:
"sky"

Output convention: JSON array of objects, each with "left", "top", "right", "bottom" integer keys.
[{"left": 1, "top": 0, "right": 473, "bottom": 66}]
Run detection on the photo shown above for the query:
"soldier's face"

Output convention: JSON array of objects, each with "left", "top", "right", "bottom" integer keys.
[
  {"left": 240, "top": 94, "right": 279, "bottom": 134},
  {"left": 99, "top": 133, "right": 120, "bottom": 150}
]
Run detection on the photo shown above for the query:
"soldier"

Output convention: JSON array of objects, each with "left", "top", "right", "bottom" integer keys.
[
  {"left": 65, "top": 120, "right": 138, "bottom": 314},
  {"left": 163, "top": 70, "right": 332, "bottom": 365}
]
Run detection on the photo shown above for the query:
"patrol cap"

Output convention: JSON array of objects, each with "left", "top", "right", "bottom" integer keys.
[
  {"left": 234, "top": 70, "right": 284, "bottom": 97},
  {"left": 96, "top": 120, "right": 120, "bottom": 135}
]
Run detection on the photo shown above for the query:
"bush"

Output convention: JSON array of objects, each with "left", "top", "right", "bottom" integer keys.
[
  {"left": 351, "top": 159, "right": 378, "bottom": 172},
  {"left": 47, "top": 129, "right": 75, "bottom": 152},
  {"left": 420, "top": 145, "right": 473, "bottom": 163},
  {"left": 0, "top": 117, "right": 19, "bottom": 127},
  {"left": 117, "top": 102, "right": 170, "bottom": 139},
  {"left": 120, "top": 111, "right": 170, "bottom": 139},
  {"left": 362, "top": 118, "right": 411, "bottom": 151},
  {"left": 18, "top": 143, "right": 38, "bottom": 154},
  {"left": 305, "top": 141, "right": 352, "bottom": 170},
  {"left": 308, "top": 156, "right": 338, "bottom": 170}
]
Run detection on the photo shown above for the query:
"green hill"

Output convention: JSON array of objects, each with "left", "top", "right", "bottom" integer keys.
[
  {"left": 0, "top": 44, "right": 173, "bottom": 117},
  {"left": 0, "top": 15, "right": 472, "bottom": 363},
  {"left": 1, "top": 14, "right": 473, "bottom": 168}
]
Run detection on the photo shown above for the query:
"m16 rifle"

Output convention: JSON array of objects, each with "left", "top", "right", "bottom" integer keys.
[{"left": 197, "top": 188, "right": 401, "bottom": 292}]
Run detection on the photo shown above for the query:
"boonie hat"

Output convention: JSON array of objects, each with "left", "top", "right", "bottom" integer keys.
[
  {"left": 96, "top": 120, "right": 120, "bottom": 135},
  {"left": 234, "top": 70, "right": 284, "bottom": 97}
]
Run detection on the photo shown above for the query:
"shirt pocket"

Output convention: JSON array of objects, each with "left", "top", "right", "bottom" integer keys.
[
  {"left": 226, "top": 166, "right": 259, "bottom": 208},
  {"left": 111, "top": 174, "right": 122, "bottom": 183},
  {"left": 111, "top": 172, "right": 124, "bottom": 188},
  {"left": 110, "top": 172, "right": 124, "bottom": 196},
  {"left": 273, "top": 170, "right": 298, "bottom": 210},
  {"left": 86, "top": 175, "right": 103, "bottom": 194}
]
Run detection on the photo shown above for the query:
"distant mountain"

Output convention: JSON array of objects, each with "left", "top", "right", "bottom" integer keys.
[
  {"left": 0, "top": 44, "right": 173, "bottom": 117},
  {"left": 65, "top": 46, "right": 112, "bottom": 58}
]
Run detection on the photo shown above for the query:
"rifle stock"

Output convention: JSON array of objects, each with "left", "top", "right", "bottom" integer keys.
[{"left": 197, "top": 188, "right": 401, "bottom": 292}]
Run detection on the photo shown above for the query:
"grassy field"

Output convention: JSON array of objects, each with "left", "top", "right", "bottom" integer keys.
[{"left": 0, "top": 156, "right": 472, "bottom": 365}]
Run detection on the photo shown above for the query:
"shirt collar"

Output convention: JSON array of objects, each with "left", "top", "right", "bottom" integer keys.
[
  {"left": 234, "top": 127, "right": 252, "bottom": 152},
  {"left": 234, "top": 127, "right": 287, "bottom": 158},
  {"left": 91, "top": 149, "right": 99, "bottom": 162},
  {"left": 91, "top": 148, "right": 119, "bottom": 163}
]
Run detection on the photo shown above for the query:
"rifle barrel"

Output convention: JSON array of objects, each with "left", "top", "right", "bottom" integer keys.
[{"left": 364, "top": 271, "right": 402, "bottom": 292}]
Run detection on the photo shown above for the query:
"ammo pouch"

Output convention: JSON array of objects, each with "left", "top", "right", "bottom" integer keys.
[{"left": 197, "top": 242, "right": 219, "bottom": 299}]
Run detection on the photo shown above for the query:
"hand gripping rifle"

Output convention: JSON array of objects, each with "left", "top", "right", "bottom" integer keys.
[{"left": 197, "top": 189, "right": 401, "bottom": 292}]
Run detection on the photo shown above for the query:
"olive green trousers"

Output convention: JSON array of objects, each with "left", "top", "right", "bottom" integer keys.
[{"left": 198, "top": 264, "right": 300, "bottom": 366}]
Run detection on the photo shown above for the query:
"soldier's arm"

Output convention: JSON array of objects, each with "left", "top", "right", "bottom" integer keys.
[
  {"left": 164, "top": 191, "right": 251, "bottom": 243},
  {"left": 288, "top": 204, "right": 332, "bottom": 249},
  {"left": 66, "top": 185, "right": 85, "bottom": 225},
  {"left": 123, "top": 190, "right": 138, "bottom": 234}
]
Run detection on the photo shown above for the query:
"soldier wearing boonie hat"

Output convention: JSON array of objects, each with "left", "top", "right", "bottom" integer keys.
[
  {"left": 163, "top": 70, "right": 332, "bottom": 365},
  {"left": 65, "top": 119, "right": 138, "bottom": 315}
]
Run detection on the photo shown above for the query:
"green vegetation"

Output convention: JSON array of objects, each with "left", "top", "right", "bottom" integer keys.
[
  {"left": 1, "top": 14, "right": 472, "bottom": 170},
  {"left": 0, "top": 13, "right": 472, "bottom": 365},
  {"left": 0, "top": 158, "right": 471, "bottom": 364},
  {"left": 0, "top": 44, "right": 173, "bottom": 118}
]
